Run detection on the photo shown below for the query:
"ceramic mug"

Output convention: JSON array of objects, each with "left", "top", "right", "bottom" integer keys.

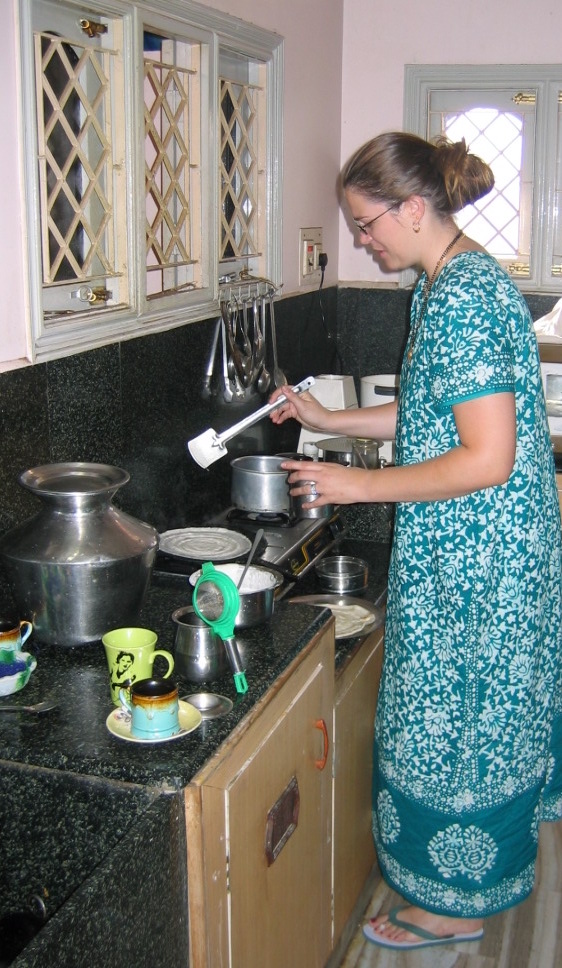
[
  {"left": 119, "top": 678, "right": 180, "bottom": 739},
  {"left": 102, "top": 627, "right": 174, "bottom": 706},
  {"left": 0, "top": 619, "right": 33, "bottom": 653}
]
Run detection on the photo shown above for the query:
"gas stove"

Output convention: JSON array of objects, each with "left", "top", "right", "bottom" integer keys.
[
  {"left": 216, "top": 506, "right": 347, "bottom": 590},
  {"left": 155, "top": 507, "right": 347, "bottom": 597}
]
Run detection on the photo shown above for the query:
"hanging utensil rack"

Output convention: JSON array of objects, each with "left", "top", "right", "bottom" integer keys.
[
  {"left": 203, "top": 272, "right": 284, "bottom": 402},
  {"left": 218, "top": 269, "right": 282, "bottom": 306}
]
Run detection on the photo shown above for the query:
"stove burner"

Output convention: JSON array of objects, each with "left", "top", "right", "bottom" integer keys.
[{"left": 227, "top": 507, "right": 292, "bottom": 528}]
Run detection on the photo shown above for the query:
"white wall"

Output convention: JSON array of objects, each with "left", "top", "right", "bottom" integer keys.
[
  {"left": 339, "top": 0, "right": 562, "bottom": 284},
  {"left": 0, "top": 0, "right": 344, "bottom": 370}
]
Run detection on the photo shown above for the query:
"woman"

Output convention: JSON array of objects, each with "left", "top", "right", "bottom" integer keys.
[{"left": 271, "top": 132, "right": 562, "bottom": 951}]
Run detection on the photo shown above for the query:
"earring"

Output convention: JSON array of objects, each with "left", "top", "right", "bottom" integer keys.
[{"left": 413, "top": 221, "right": 421, "bottom": 234}]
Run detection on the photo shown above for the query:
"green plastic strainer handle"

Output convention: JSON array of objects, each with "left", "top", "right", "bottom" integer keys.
[{"left": 193, "top": 562, "right": 248, "bottom": 694}]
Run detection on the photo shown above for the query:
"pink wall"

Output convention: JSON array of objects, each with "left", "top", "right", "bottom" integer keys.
[{"left": 339, "top": 0, "right": 562, "bottom": 283}]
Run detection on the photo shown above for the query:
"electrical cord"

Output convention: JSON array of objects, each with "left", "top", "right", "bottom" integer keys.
[{"left": 305, "top": 251, "right": 343, "bottom": 373}]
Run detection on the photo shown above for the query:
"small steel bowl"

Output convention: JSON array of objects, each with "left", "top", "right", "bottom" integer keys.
[{"left": 315, "top": 555, "right": 369, "bottom": 595}]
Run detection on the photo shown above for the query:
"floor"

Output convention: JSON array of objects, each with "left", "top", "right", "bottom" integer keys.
[{"left": 340, "top": 819, "right": 562, "bottom": 968}]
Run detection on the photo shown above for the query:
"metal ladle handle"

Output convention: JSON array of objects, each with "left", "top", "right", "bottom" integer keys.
[{"left": 214, "top": 376, "right": 315, "bottom": 448}]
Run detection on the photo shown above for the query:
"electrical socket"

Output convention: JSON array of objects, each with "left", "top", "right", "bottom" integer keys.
[{"left": 299, "top": 227, "right": 323, "bottom": 284}]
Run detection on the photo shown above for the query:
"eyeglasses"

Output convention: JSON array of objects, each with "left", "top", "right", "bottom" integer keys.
[{"left": 353, "top": 206, "right": 396, "bottom": 237}]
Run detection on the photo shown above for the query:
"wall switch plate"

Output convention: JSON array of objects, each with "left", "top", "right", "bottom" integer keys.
[{"left": 299, "top": 227, "right": 322, "bottom": 284}]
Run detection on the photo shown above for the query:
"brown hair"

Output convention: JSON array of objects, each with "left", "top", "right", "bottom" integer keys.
[{"left": 341, "top": 131, "right": 494, "bottom": 217}]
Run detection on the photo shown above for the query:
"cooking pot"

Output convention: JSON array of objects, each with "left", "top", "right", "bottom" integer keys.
[
  {"left": 317, "top": 437, "right": 382, "bottom": 469},
  {"left": 231, "top": 455, "right": 290, "bottom": 514},
  {"left": 231, "top": 454, "right": 333, "bottom": 520}
]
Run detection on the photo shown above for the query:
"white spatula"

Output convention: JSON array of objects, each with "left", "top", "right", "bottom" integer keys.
[{"left": 187, "top": 376, "right": 315, "bottom": 468}]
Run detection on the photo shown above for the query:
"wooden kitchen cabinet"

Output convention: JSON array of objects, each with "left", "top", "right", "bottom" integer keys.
[
  {"left": 332, "top": 626, "right": 384, "bottom": 950},
  {"left": 185, "top": 621, "right": 335, "bottom": 968}
]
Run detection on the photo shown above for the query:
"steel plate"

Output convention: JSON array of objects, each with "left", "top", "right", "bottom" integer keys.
[
  {"left": 158, "top": 527, "right": 251, "bottom": 561},
  {"left": 288, "top": 594, "right": 384, "bottom": 639}
]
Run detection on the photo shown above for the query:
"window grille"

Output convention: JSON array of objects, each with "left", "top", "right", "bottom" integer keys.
[
  {"left": 144, "top": 33, "right": 201, "bottom": 298},
  {"left": 35, "top": 29, "right": 122, "bottom": 292},
  {"left": 219, "top": 76, "right": 263, "bottom": 261},
  {"left": 405, "top": 65, "right": 562, "bottom": 292}
]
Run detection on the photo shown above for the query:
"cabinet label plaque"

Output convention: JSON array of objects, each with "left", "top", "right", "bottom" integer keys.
[{"left": 264, "top": 775, "right": 300, "bottom": 866}]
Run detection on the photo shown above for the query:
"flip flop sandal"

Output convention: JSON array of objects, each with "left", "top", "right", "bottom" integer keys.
[{"left": 362, "top": 906, "right": 484, "bottom": 950}]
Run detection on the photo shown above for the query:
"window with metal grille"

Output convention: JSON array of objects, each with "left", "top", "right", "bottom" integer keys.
[
  {"left": 18, "top": 0, "right": 282, "bottom": 363},
  {"left": 404, "top": 65, "right": 562, "bottom": 293}
]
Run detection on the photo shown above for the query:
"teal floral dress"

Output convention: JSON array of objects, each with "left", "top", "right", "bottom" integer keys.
[{"left": 373, "top": 251, "right": 562, "bottom": 917}]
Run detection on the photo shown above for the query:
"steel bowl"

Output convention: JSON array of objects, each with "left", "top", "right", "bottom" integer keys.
[
  {"left": 189, "top": 563, "right": 283, "bottom": 628},
  {"left": 315, "top": 555, "right": 369, "bottom": 595}
]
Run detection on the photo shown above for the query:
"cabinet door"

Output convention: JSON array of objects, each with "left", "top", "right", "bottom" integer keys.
[
  {"left": 186, "top": 625, "right": 334, "bottom": 968},
  {"left": 332, "top": 627, "right": 384, "bottom": 945}
]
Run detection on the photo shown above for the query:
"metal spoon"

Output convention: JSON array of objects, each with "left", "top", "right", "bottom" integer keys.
[
  {"left": 256, "top": 295, "right": 271, "bottom": 393},
  {"left": 269, "top": 293, "right": 287, "bottom": 388},
  {"left": 0, "top": 698, "right": 58, "bottom": 714},
  {"left": 220, "top": 319, "right": 234, "bottom": 402},
  {"left": 202, "top": 318, "right": 221, "bottom": 399},
  {"left": 237, "top": 527, "right": 265, "bottom": 591}
]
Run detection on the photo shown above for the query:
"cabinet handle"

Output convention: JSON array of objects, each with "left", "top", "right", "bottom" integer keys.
[{"left": 314, "top": 718, "right": 329, "bottom": 770}]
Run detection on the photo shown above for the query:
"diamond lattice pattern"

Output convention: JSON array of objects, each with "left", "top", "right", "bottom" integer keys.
[
  {"left": 37, "top": 33, "right": 114, "bottom": 284},
  {"left": 220, "top": 79, "right": 259, "bottom": 260},
  {"left": 145, "top": 58, "right": 192, "bottom": 273},
  {"left": 443, "top": 109, "right": 523, "bottom": 258}
]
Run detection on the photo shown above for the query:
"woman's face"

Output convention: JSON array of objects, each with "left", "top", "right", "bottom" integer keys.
[{"left": 345, "top": 189, "right": 414, "bottom": 271}]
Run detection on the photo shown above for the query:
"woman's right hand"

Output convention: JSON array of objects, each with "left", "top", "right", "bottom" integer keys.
[{"left": 269, "top": 383, "right": 330, "bottom": 430}]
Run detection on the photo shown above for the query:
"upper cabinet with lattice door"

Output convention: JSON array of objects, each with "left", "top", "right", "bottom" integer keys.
[{"left": 17, "top": 0, "right": 282, "bottom": 363}]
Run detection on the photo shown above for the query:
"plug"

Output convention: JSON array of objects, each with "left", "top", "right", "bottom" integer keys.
[{"left": 318, "top": 252, "right": 328, "bottom": 270}]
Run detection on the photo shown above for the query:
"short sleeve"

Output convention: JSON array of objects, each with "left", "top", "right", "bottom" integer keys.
[{"left": 427, "top": 260, "right": 516, "bottom": 414}]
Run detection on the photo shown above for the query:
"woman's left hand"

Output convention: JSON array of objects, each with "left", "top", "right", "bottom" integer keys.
[{"left": 281, "top": 460, "right": 371, "bottom": 507}]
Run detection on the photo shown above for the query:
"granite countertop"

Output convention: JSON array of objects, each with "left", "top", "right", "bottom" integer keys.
[{"left": 0, "top": 537, "right": 390, "bottom": 792}]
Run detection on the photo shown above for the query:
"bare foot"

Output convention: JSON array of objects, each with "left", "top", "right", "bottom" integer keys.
[{"left": 369, "top": 905, "right": 484, "bottom": 944}]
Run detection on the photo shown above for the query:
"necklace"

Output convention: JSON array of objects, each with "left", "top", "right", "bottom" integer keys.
[{"left": 407, "top": 229, "right": 464, "bottom": 361}]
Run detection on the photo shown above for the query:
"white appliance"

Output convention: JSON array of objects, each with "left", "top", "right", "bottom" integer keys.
[
  {"left": 541, "top": 362, "right": 562, "bottom": 435},
  {"left": 297, "top": 375, "right": 358, "bottom": 453},
  {"left": 360, "top": 374, "right": 399, "bottom": 464}
]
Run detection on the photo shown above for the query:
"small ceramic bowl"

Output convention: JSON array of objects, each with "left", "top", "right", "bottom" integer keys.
[
  {"left": 0, "top": 652, "right": 37, "bottom": 696},
  {"left": 315, "top": 555, "right": 369, "bottom": 595}
]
